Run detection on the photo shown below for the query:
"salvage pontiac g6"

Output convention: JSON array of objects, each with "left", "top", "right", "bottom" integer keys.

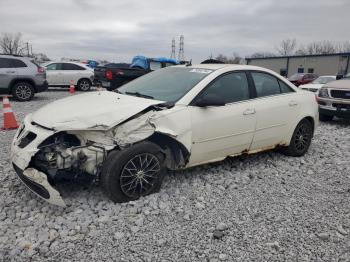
[{"left": 11, "top": 64, "right": 319, "bottom": 206}]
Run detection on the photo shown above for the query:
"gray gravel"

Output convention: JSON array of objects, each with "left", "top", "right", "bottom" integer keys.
[{"left": 1, "top": 90, "right": 350, "bottom": 261}]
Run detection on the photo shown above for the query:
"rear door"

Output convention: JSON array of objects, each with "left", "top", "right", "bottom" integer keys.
[
  {"left": 61, "top": 63, "right": 87, "bottom": 85},
  {"left": 45, "top": 63, "right": 64, "bottom": 85},
  {"left": 0, "top": 58, "right": 15, "bottom": 91},
  {"left": 247, "top": 71, "right": 299, "bottom": 151}
]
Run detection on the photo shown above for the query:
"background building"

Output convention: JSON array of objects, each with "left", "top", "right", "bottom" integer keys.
[{"left": 246, "top": 53, "right": 350, "bottom": 77}]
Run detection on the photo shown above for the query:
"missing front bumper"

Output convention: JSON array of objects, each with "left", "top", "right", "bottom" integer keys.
[{"left": 13, "top": 164, "right": 66, "bottom": 207}]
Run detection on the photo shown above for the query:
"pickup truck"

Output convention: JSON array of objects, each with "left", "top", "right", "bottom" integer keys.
[{"left": 94, "top": 56, "right": 178, "bottom": 90}]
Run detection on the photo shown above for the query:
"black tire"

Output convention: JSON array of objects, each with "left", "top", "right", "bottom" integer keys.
[
  {"left": 319, "top": 113, "right": 333, "bottom": 122},
  {"left": 281, "top": 119, "right": 313, "bottom": 157},
  {"left": 101, "top": 141, "right": 165, "bottom": 203},
  {"left": 77, "top": 79, "right": 91, "bottom": 91},
  {"left": 11, "top": 82, "right": 35, "bottom": 101}
]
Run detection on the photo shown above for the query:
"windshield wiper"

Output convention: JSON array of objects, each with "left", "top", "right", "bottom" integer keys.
[{"left": 125, "top": 91, "right": 154, "bottom": 99}]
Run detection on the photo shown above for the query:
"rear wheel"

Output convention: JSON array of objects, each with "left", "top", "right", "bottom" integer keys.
[
  {"left": 12, "top": 82, "right": 35, "bottom": 101},
  {"left": 77, "top": 79, "right": 91, "bottom": 91},
  {"left": 101, "top": 141, "right": 165, "bottom": 203},
  {"left": 319, "top": 113, "right": 333, "bottom": 122},
  {"left": 282, "top": 119, "right": 313, "bottom": 157}
]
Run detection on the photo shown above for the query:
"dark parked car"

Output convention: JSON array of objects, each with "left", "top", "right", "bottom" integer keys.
[
  {"left": 94, "top": 56, "right": 179, "bottom": 90},
  {"left": 288, "top": 73, "right": 318, "bottom": 87}
]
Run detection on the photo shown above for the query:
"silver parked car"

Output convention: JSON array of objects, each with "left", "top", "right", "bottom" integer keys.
[{"left": 0, "top": 54, "right": 48, "bottom": 101}]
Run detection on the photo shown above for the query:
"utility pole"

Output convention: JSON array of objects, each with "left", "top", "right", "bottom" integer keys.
[
  {"left": 178, "top": 35, "right": 185, "bottom": 61},
  {"left": 170, "top": 38, "right": 176, "bottom": 59}
]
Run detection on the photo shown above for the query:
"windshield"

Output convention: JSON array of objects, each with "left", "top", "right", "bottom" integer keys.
[
  {"left": 289, "top": 73, "right": 304, "bottom": 81},
  {"left": 345, "top": 73, "right": 350, "bottom": 79},
  {"left": 312, "top": 76, "right": 335, "bottom": 84},
  {"left": 118, "top": 67, "right": 213, "bottom": 102}
]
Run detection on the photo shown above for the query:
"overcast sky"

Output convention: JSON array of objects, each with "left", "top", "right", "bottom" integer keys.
[{"left": 0, "top": 0, "right": 349, "bottom": 63}]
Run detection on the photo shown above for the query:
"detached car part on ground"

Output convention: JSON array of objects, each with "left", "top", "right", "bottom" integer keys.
[
  {"left": 11, "top": 64, "right": 319, "bottom": 206},
  {"left": 316, "top": 77, "right": 350, "bottom": 121}
]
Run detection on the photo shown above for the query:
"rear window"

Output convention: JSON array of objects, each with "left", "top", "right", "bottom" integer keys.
[
  {"left": 12, "top": 59, "right": 27, "bottom": 68},
  {"left": 289, "top": 73, "right": 304, "bottom": 81},
  {"left": 0, "top": 58, "right": 27, "bottom": 68},
  {"left": 62, "top": 63, "right": 85, "bottom": 70}
]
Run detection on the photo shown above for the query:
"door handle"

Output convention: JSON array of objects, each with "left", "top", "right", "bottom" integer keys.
[
  {"left": 6, "top": 71, "right": 15, "bottom": 73},
  {"left": 289, "top": 100, "right": 298, "bottom": 107},
  {"left": 243, "top": 108, "right": 256, "bottom": 115}
]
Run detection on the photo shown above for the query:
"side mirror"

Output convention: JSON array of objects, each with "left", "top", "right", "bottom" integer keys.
[
  {"left": 194, "top": 94, "right": 226, "bottom": 107},
  {"left": 336, "top": 74, "right": 343, "bottom": 80}
]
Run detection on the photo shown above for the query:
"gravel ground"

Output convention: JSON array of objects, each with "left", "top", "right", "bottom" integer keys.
[{"left": 1, "top": 90, "right": 350, "bottom": 262}]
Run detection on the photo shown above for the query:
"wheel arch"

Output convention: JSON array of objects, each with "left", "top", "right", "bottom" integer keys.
[
  {"left": 9, "top": 78, "right": 36, "bottom": 92},
  {"left": 77, "top": 77, "right": 92, "bottom": 85},
  {"left": 145, "top": 132, "right": 190, "bottom": 170}
]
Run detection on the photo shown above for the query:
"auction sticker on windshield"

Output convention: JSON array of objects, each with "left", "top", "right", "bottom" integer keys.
[{"left": 189, "top": 69, "right": 213, "bottom": 74}]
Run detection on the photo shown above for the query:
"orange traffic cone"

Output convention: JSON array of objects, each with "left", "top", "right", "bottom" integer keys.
[
  {"left": 69, "top": 80, "right": 75, "bottom": 94},
  {"left": 2, "top": 96, "right": 18, "bottom": 130}
]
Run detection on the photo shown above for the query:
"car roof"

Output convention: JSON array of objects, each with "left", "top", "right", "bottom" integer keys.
[
  {"left": 43, "top": 61, "right": 90, "bottom": 67},
  {"left": 175, "top": 63, "right": 276, "bottom": 72}
]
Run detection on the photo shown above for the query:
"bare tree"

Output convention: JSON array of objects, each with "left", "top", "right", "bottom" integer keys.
[
  {"left": 249, "top": 52, "right": 275, "bottom": 58},
  {"left": 215, "top": 52, "right": 243, "bottom": 64},
  {"left": 0, "top": 32, "right": 26, "bottom": 55},
  {"left": 337, "top": 41, "right": 350, "bottom": 53},
  {"left": 276, "top": 39, "right": 297, "bottom": 56}
]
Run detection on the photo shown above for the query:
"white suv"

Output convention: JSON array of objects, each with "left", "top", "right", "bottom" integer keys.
[{"left": 43, "top": 62, "right": 94, "bottom": 91}]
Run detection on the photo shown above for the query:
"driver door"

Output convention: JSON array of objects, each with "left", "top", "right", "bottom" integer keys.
[{"left": 189, "top": 71, "right": 257, "bottom": 166}]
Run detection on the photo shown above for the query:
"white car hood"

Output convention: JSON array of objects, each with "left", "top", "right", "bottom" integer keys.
[
  {"left": 31, "top": 91, "right": 163, "bottom": 130},
  {"left": 299, "top": 83, "right": 323, "bottom": 90}
]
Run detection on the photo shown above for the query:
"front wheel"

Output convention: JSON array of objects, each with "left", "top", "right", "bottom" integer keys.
[
  {"left": 101, "top": 141, "right": 165, "bottom": 203},
  {"left": 77, "top": 79, "right": 91, "bottom": 91},
  {"left": 281, "top": 119, "right": 313, "bottom": 157}
]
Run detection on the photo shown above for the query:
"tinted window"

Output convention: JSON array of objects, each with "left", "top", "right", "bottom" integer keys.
[
  {"left": 251, "top": 72, "right": 281, "bottom": 97},
  {"left": 199, "top": 72, "right": 250, "bottom": 104},
  {"left": 0, "top": 58, "right": 12, "bottom": 68},
  {"left": 12, "top": 59, "right": 27, "bottom": 68},
  {"left": 165, "top": 62, "right": 175, "bottom": 67},
  {"left": 46, "top": 63, "right": 62, "bottom": 70},
  {"left": 278, "top": 80, "right": 294, "bottom": 93},
  {"left": 149, "top": 61, "right": 162, "bottom": 71},
  {"left": 62, "top": 63, "right": 85, "bottom": 70}
]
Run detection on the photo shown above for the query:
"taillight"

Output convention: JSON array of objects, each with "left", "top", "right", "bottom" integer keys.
[
  {"left": 106, "top": 70, "right": 113, "bottom": 80},
  {"left": 37, "top": 67, "right": 45, "bottom": 73}
]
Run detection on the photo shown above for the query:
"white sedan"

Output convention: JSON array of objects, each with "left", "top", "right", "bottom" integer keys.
[
  {"left": 299, "top": 75, "right": 336, "bottom": 92},
  {"left": 11, "top": 64, "right": 318, "bottom": 206},
  {"left": 43, "top": 61, "right": 94, "bottom": 91}
]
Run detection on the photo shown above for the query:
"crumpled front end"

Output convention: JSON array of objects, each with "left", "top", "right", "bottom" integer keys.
[
  {"left": 11, "top": 101, "right": 192, "bottom": 206},
  {"left": 11, "top": 114, "right": 115, "bottom": 207}
]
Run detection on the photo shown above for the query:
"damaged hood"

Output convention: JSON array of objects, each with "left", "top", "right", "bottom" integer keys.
[{"left": 31, "top": 91, "right": 163, "bottom": 130}]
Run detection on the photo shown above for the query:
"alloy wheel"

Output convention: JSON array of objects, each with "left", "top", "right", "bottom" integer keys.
[
  {"left": 294, "top": 123, "right": 311, "bottom": 152},
  {"left": 79, "top": 80, "right": 90, "bottom": 91},
  {"left": 15, "top": 84, "right": 32, "bottom": 100},
  {"left": 120, "top": 153, "right": 161, "bottom": 198}
]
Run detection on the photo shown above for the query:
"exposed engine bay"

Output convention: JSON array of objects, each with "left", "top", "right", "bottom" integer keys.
[{"left": 31, "top": 132, "right": 107, "bottom": 181}]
